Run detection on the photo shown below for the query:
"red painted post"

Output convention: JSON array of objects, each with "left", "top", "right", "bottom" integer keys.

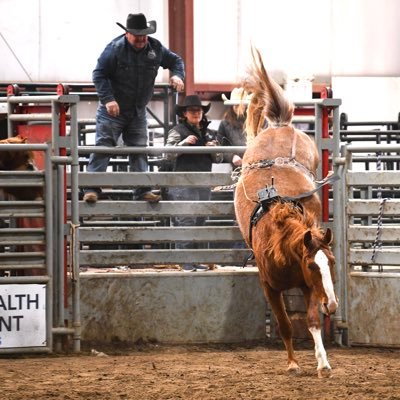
[
  {"left": 57, "top": 84, "right": 69, "bottom": 309},
  {"left": 320, "top": 87, "right": 330, "bottom": 223},
  {"left": 320, "top": 87, "right": 332, "bottom": 342}
]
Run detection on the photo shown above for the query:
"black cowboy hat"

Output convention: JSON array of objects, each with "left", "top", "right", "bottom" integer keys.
[
  {"left": 176, "top": 95, "right": 211, "bottom": 116},
  {"left": 116, "top": 13, "right": 157, "bottom": 35}
]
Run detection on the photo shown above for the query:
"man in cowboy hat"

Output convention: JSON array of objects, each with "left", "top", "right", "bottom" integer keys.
[
  {"left": 84, "top": 13, "right": 185, "bottom": 204},
  {"left": 165, "top": 95, "right": 222, "bottom": 271}
]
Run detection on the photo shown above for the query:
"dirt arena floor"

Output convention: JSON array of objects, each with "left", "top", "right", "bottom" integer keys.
[{"left": 1, "top": 341, "right": 399, "bottom": 400}]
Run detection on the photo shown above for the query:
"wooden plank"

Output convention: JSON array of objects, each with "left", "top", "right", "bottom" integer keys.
[
  {"left": 348, "top": 248, "right": 400, "bottom": 265},
  {"left": 347, "top": 199, "right": 400, "bottom": 216},
  {"left": 79, "top": 226, "right": 243, "bottom": 243},
  {"left": 69, "top": 200, "right": 235, "bottom": 218},
  {"left": 347, "top": 171, "right": 400, "bottom": 186},
  {"left": 70, "top": 171, "right": 234, "bottom": 188},
  {"left": 79, "top": 248, "right": 251, "bottom": 266},
  {"left": 348, "top": 225, "right": 400, "bottom": 242}
]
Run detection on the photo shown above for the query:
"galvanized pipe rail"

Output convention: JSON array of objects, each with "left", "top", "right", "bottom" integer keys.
[
  {"left": 70, "top": 97, "right": 344, "bottom": 343},
  {"left": 1, "top": 93, "right": 81, "bottom": 354},
  {"left": 341, "top": 144, "right": 400, "bottom": 283},
  {"left": 0, "top": 141, "right": 54, "bottom": 353}
]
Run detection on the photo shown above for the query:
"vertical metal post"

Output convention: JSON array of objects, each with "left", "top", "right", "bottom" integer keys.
[
  {"left": 314, "top": 104, "right": 322, "bottom": 179},
  {"left": 331, "top": 103, "right": 348, "bottom": 345},
  {"left": 6, "top": 100, "right": 14, "bottom": 137},
  {"left": 51, "top": 100, "right": 65, "bottom": 352},
  {"left": 44, "top": 143, "right": 54, "bottom": 351},
  {"left": 69, "top": 101, "right": 81, "bottom": 352},
  {"left": 163, "top": 86, "right": 169, "bottom": 142}
]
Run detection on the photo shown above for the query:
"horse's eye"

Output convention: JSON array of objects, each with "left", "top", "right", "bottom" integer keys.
[{"left": 308, "top": 262, "right": 319, "bottom": 272}]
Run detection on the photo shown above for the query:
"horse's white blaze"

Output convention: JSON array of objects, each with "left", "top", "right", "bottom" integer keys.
[
  {"left": 309, "top": 326, "right": 331, "bottom": 370},
  {"left": 315, "top": 250, "right": 337, "bottom": 312}
]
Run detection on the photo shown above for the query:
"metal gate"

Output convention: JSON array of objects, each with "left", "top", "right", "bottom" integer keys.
[
  {"left": 4, "top": 91, "right": 399, "bottom": 350},
  {"left": 0, "top": 92, "right": 81, "bottom": 354},
  {"left": 335, "top": 143, "right": 400, "bottom": 347}
]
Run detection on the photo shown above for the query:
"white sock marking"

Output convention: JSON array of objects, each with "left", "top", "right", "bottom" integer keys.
[{"left": 309, "top": 326, "right": 331, "bottom": 370}]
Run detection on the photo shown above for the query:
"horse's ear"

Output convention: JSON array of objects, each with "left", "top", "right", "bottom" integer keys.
[
  {"left": 323, "top": 228, "right": 333, "bottom": 245},
  {"left": 303, "top": 230, "right": 313, "bottom": 250}
]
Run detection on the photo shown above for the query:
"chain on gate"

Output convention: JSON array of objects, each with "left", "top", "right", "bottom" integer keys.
[{"left": 370, "top": 152, "right": 389, "bottom": 272}]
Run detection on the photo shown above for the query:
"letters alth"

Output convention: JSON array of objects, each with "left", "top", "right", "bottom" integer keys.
[{"left": 0, "top": 294, "right": 40, "bottom": 311}]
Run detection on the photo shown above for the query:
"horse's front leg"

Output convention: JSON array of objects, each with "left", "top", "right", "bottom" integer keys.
[
  {"left": 309, "top": 326, "right": 331, "bottom": 378},
  {"left": 264, "top": 285, "right": 300, "bottom": 374},
  {"left": 304, "top": 289, "right": 332, "bottom": 378}
]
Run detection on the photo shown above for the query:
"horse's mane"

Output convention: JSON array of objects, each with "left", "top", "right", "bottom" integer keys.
[
  {"left": 242, "top": 48, "right": 294, "bottom": 140},
  {"left": 263, "top": 202, "right": 322, "bottom": 267}
]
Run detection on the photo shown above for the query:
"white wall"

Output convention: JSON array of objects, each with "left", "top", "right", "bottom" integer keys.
[
  {"left": 0, "top": 0, "right": 168, "bottom": 83},
  {"left": 194, "top": 0, "right": 400, "bottom": 85},
  {"left": 1, "top": 0, "right": 399, "bottom": 84},
  {"left": 332, "top": 77, "right": 400, "bottom": 122}
]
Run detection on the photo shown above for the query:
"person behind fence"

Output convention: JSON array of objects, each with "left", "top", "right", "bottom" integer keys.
[
  {"left": 217, "top": 87, "right": 252, "bottom": 171},
  {"left": 217, "top": 88, "right": 252, "bottom": 253},
  {"left": 83, "top": 13, "right": 185, "bottom": 204},
  {"left": 166, "top": 95, "right": 222, "bottom": 272}
]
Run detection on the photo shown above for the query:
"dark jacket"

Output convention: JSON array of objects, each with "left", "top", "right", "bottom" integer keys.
[
  {"left": 166, "top": 121, "right": 221, "bottom": 172},
  {"left": 93, "top": 35, "right": 185, "bottom": 111},
  {"left": 217, "top": 119, "right": 247, "bottom": 164}
]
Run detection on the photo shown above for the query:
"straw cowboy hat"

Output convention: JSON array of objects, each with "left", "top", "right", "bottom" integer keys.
[
  {"left": 221, "top": 87, "right": 252, "bottom": 105},
  {"left": 116, "top": 13, "right": 157, "bottom": 35},
  {"left": 175, "top": 95, "right": 211, "bottom": 117}
]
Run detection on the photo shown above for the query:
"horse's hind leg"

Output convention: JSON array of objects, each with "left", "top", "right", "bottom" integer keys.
[
  {"left": 302, "top": 288, "right": 332, "bottom": 378},
  {"left": 264, "top": 285, "right": 300, "bottom": 374}
]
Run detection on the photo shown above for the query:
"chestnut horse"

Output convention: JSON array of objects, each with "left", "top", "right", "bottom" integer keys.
[
  {"left": 234, "top": 50, "right": 338, "bottom": 378},
  {"left": 0, "top": 135, "right": 44, "bottom": 276}
]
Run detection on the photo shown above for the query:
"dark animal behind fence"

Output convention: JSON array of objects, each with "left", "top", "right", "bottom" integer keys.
[
  {"left": 0, "top": 135, "right": 45, "bottom": 276},
  {"left": 0, "top": 136, "right": 43, "bottom": 200}
]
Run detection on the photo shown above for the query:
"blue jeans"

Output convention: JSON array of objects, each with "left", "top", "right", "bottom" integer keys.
[{"left": 85, "top": 104, "right": 150, "bottom": 197}]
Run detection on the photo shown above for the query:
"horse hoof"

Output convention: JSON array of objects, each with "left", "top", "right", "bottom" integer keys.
[
  {"left": 287, "top": 364, "right": 301, "bottom": 375},
  {"left": 317, "top": 367, "right": 332, "bottom": 379}
]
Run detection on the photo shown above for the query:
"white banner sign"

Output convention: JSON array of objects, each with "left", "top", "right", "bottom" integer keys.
[{"left": 0, "top": 284, "right": 47, "bottom": 348}]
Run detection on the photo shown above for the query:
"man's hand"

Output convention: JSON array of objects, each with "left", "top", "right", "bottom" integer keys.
[
  {"left": 170, "top": 76, "right": 184, "bottom": 92},
  {"left": 105, "top": 101, "right": 120, "bottom": 117}
]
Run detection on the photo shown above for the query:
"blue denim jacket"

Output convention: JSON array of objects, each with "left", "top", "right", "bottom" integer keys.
[{"left": 93, "top": 35, "right": 185, "bottom": 111}]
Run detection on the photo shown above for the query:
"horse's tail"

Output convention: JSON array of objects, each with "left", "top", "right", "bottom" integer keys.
[{"left": 243, "top": 48, "right": 294, "bottom": 140}]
